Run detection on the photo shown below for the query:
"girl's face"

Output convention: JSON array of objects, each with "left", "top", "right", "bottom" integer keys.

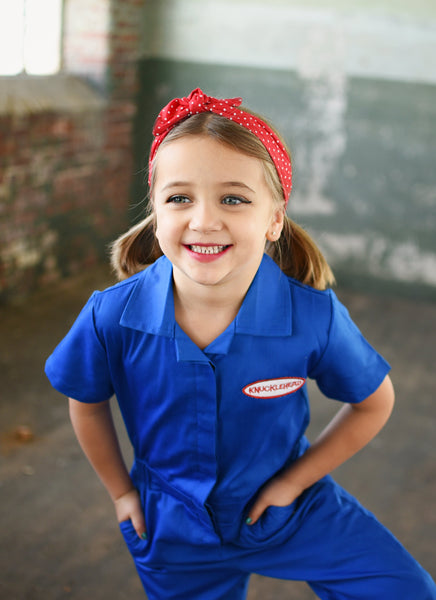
[{"left": 153, "top": 135, "right": 284, "bottom": 296}]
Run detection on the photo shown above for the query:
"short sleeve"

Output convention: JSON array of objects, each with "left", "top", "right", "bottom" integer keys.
[
  {"left": 45, "top": 292, "right": 114, "bottom": 403},
  {"left": 309, "top": 290, "right": 391, "bottom": 403}
]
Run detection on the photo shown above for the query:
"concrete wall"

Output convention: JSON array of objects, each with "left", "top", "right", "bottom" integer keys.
[{"left": 135, "top": 0, "right": 436, "bottom": 298}]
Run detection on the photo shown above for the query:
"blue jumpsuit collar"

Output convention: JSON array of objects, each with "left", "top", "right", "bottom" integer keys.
[
  {"left": 120, "top": 255, "right": 175, "bottom": 337},
  {"left": 120, "top": 254, "right": 293, "bottom": 345}
]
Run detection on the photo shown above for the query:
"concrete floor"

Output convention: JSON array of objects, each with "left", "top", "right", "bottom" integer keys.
[{"left": 1, "top": 265, "right": 435, "bottom": 599}]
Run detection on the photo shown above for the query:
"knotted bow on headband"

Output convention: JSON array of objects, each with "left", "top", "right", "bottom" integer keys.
[{"left": 148, "top": 88, "right": 292, "bottom": 205}]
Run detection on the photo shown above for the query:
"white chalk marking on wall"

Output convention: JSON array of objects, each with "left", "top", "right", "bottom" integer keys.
[
  {"left": 317, "top": 232, "right": 436, "bottom": 286},
  {"left": 291, "top": 25, "right": 347, "bottom": 215}
]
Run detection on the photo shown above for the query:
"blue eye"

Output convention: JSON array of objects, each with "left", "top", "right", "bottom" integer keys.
[
  {"left": 222, "top": 196, "right": 250, "bottom": 205},
  {"left": 168, "top": 195, "right": 190, "bottom": 204}
]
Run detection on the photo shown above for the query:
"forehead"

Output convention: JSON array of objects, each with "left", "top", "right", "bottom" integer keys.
[{"left": 153, "top": 135, "right": 267, "bottom": 187}]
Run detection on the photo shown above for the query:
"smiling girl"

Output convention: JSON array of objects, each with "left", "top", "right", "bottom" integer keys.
[{"left": 45, "top": 89, "right": 436, "bottom": 599}]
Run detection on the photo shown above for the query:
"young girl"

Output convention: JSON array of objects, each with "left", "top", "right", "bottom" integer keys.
[{"left": 45, "top": 88, "right": 436, "bottom": 599}]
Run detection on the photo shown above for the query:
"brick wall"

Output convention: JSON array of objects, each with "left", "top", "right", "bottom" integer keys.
[{"left": 0, "top": 0, "right": 144, "bottom": 303}]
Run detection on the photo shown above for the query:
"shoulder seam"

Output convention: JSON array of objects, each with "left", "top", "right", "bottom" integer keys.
[{"left": 93, "top": 272, "right": 143, "bottom": 297}]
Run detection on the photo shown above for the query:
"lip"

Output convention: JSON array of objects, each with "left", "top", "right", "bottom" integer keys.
[{"left": 183, "top": 243, "right": 232, "bottom": 263}]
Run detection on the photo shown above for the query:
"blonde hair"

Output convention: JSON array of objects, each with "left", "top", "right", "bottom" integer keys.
[{"left": 111, "top": 111, "right": 334, "bottom": 290}]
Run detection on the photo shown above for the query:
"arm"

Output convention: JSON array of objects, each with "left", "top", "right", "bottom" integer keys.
[
  {"left": 248, "top": 374, "right": 395, "bottom": 523},
  {"left": 68, "top": 398, "right": 146, "bottom": 538}
]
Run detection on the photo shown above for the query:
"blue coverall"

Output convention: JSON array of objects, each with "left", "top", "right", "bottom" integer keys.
[{"left": 45, "top": 254, "right": 436, "bottom": 599}]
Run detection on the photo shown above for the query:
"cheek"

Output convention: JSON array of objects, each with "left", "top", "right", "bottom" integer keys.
[
  {"left": 155, "top": 213, "right": 179, "bottom": 246},
  {"left": 241, "top": 221, "right": 270, "bottom": 246}
]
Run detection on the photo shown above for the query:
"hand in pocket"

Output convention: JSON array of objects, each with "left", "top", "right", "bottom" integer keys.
[
  {"left": 114, "top": 488, "right": 147, "bottom": 540},
  {"left": 246, "top": 475, "right": 303, "bottom": 525}
]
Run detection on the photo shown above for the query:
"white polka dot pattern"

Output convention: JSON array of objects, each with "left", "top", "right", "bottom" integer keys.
[{"left": 149, "top": 88, "right": 292, "bottom": 205}]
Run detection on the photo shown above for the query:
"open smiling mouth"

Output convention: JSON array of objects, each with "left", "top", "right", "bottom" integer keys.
[{"left": 187, "top": 245, "right": 231, "bottom": 255}]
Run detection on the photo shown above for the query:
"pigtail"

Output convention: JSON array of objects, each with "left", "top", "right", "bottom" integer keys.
[
  {"left": 268, "top": 216, "right": 335, "bottom": 291},
  {"left": 110, "top": 215, "right": 163, "bottom": 280}
]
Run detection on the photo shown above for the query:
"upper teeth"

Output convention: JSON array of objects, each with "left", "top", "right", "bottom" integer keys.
[{"left": 190, "top": 245, "right": 226, "bottom": 254}]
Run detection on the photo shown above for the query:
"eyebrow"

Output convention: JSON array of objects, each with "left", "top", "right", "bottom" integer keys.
[
  {"left": 160, "top": 181, "right": 190, "bottom": 191},
  {"left": 160, "top": 180, "right": 256, "bottom": 193},
  {"left": 223, "top": 181, "right": 256, "bottom": 193}
]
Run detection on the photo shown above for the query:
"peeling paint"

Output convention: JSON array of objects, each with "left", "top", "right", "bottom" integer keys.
[
  {"left": 316, "top": 232, "right": 368, "bottom": 259},
  {"left": 318, "top": 232, "right": 436, "bottom": 286},
  {"left": 385, "top": 242, "right": 436, "bottom": 286},
  {"left": 285, "top": 22, "right": 347, "bottom": 216},
  {"left": 290, "top": 191, "right": 336, "bottom": 215},
  {"left": 2, "top": 240, "right": 42, "bottom": 270},
  {"left": 1, "top": 230, "right": 59, "bottom": 273}
]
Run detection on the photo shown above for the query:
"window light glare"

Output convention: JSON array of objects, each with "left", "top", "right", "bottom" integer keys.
[
  {"left": 0, "top": 0, "right": 62, "bottom": 75},
  {"left": 25, "top": 0, "right": 62, "bottom": 74},
  {"left": 0, "top": 1, "right": 25, "bottom": 75}
]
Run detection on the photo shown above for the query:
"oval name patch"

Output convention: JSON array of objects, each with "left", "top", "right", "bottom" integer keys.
[{"left": 242, "top": 377, "right": 306, "bottom": 399}]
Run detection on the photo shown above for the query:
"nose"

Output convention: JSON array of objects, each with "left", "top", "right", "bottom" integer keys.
[{"left": 189, "top": 200, "right": 223, "bottom": 233}]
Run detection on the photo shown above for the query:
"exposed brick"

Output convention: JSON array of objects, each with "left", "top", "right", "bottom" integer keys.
[{"left": 0, "top": 0, "right": 145, "bottom": 303}]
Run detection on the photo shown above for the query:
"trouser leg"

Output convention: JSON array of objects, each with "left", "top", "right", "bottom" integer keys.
[
  {"left": 139, "top": 565, "right": 250, "bottom": 600},
  {"left": 120, "top": 476, "right": 435, "bottom": 599},
  {"left": 120, "top": 518, "right": 250, "bottom": 600},
  {"left": 248, "top": 477, "right": 436, "bottom": 599}
]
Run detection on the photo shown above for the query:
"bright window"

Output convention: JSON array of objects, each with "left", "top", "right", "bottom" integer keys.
[{"left": 0, "top": 0, "right": 63, "bottom": 75}]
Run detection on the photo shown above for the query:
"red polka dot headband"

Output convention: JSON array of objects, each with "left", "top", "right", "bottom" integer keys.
[{"left": 149, "top": 88, "right": 292, "bottom": 205}]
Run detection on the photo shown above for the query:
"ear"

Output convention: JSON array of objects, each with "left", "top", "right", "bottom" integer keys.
[{"left": 266, "top": 207, "right": 285, "bottom": 242}]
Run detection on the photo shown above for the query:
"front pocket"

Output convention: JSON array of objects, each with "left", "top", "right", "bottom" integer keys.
[
  {"left": 237, "top": 498, "right": 300, "bottom": 548},
  {"left": 119, "top": 519, "right": 149, "bottom": 558}
]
